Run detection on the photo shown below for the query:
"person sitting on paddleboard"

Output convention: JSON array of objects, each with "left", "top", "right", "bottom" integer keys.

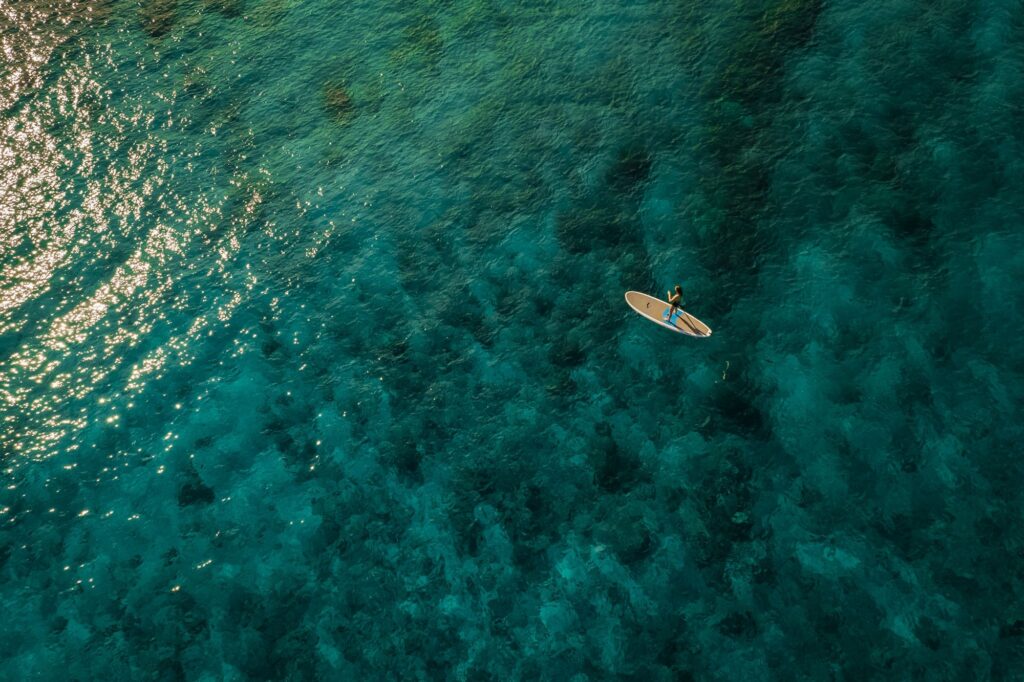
[{"left": 666, "top": 284, "right": 684, "bottom": 322}]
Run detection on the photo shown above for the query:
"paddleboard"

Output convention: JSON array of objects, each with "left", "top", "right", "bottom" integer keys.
[{"left": 625, "top": 291, "right": 712, "bottom": 337}]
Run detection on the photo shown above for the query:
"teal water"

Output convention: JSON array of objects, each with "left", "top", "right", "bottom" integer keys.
[{"left": 2, "top": 0, "right": 1023, "bottom": 678}]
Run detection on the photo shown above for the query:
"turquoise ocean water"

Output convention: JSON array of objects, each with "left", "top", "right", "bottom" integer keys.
[{"left": 2, "top": 0, "right": 1023, "bottom": 678}]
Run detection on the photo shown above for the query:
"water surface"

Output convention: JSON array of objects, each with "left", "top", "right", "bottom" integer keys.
[{"left": 2, "top": 0, "right": 1023, "bottom": 678}]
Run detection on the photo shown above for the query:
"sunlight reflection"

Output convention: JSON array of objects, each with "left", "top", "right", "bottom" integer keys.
[{"left": 0, "top": 5, "right": 260, "bottom": 462}]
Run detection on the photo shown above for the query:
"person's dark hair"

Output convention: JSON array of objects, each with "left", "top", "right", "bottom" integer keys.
[{"left": 675, "top": 285, "right": 682, "bottom": 293}]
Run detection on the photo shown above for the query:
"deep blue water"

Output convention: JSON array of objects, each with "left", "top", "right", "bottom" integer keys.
[{"left": 2, "top": 0, "right": 1023, "bottom": 679}]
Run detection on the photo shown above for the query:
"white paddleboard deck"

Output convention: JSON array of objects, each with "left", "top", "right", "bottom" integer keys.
[{"left": 625, "top": 291, "right": 712, "bottom": 337}]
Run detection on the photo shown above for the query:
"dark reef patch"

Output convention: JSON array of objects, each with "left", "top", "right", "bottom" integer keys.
[
  {"left": 203, "top": 0, "right": 245, "bottom": 18},
  {"left": 323, "top": 81, "right": 355, "bottom": 123},
  {"left": 555, "top": 141, "right": 652, "bottom": 256},
  {"left": 177, "top": 468, "right": 215, "bottom": 507},
  {"left": 139, "top": 0, "right": 177, "bottom": 38},
  {"left": 687, "top": 0, "right": 825, "bottom": 274},
  {"left": 392, "top": 13, "right": 444, "bottom": 74}
]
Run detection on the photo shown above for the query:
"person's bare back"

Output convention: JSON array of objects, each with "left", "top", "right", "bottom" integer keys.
[{"left": 666, "top": 284, "right": 684, "bottom": 320}]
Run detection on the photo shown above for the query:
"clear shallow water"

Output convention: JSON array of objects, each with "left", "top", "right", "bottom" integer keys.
[{"left": 2, "top": 0, "right": 1023, "bottom": 678}]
